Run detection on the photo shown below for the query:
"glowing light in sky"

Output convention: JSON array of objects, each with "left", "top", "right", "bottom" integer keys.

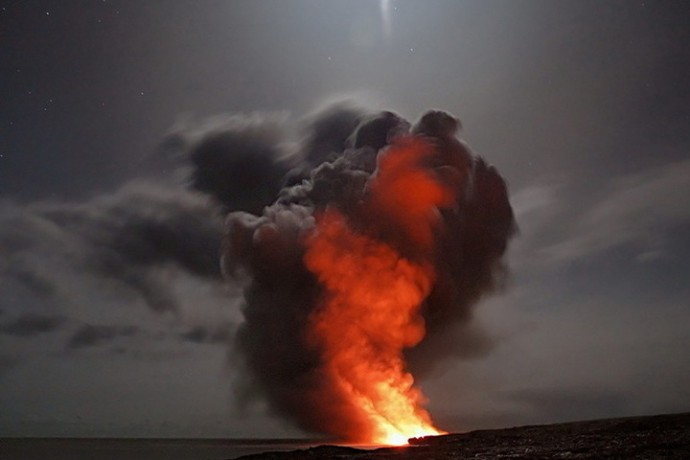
[{"left": 380, "top": 0, "right": 392, "bottom": 40}]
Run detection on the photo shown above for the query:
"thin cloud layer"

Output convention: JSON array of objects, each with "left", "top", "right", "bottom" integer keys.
[{"left": 541, "top": 158, "right": 690, "bottom": 262}]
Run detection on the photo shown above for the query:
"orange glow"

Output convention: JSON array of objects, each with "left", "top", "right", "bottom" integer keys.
[
  {"left": 303, "top": 137, "right": 449, "bottom": 444},
  {"left": 366, "top": 136, "right": 456, "bottom": 252}
]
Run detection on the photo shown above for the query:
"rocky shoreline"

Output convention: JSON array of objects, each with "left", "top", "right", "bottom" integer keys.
[{"left": 233, "top": 412, "right": 690, "bottom": 459}]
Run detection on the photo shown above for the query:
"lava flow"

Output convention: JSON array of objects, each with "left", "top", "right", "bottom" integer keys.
[{"left": 304, "top": 137, "right": 451, "bottom": 444}]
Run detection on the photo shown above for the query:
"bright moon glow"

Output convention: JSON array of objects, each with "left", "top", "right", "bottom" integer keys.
[{"left": 380, "top": 0, "right": 392, "bottom": 40}]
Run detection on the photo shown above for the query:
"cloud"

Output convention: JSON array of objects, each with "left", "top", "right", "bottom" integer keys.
[
  {"left": 67, "top": 324, "right": 138, "bottom": 350},
  {"left": 0, "top": 109, "right": 327, "bottom": 371},
  {"left": 179, "top": 323, "right": 232, "bottom": 345},
  {"left": 0, "top": 313, "right": 65, "bottom": 337},
  {"left": 0, "top": 177, "right": 242, "bottom": 387},
  {"left": 432, "top": 156, "right": 690, "bottom": 432},
  {"left": 541, "top": 159, "right": 690, "bottom": 262},
  {"left": 163, "top": 112, "right": 297, "bottom": 214},
  {"left": 299, "top": 101, "right": 368, "bottom": 165},
  {"left": 0, "top": 181, "right": 225, "bottom": 317}
]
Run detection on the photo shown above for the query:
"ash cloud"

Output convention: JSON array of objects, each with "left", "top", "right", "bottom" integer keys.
[
  {"left": 1, "top": 109, "right": 309, "bottom": 361},
  {"left": 1, "top": 108, "right": 322, "bottom": 365},
  {"left": 163, "top": 113, "right": 296, "bottom": 214},
  {"left": 0, "top": 101, "right": 515, "bottom": 438},
  {"left": 300, "top": 101, "right": 366, "bottom": 165},
  {"left": 221, "top": 105, "right": 516, "bottom": 438}
]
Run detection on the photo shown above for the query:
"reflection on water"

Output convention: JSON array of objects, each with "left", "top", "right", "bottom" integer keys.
[{"left": 0, "top": 438, "right": 325, "bottom": 460}]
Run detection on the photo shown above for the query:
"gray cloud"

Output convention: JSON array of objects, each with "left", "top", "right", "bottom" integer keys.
[
  {"left": 300, "top": 101, "right": 368, "bottom": 165},
  {"left": 0, "top": 313, "right": 65, "bottom": 337},
  {"left": 0, "top": 110, "right": 319, "bottom": 375},
  {"left": 179, "top": 323, "right": 232, "bottom": 345},
  {"left": 67, "top": 324, "right": 138, "bottom": 350},
  {"left": 540, "top": 159, "right": 690, "bottom": 263},
  {"left": 0, "top": 182, "right": 225, "bottom": 317},
  {"left": 163, "top": 113, "right": 297, "bottom": 214}
]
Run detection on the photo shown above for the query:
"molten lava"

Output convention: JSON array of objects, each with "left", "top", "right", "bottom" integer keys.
[{"left": 304, "top": 137, "right": 451, "bottom": 444}]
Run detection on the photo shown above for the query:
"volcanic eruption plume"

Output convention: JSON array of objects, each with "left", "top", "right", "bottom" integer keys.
[{"left": 220, "top": 106, "right": 516, "bottom": 444}]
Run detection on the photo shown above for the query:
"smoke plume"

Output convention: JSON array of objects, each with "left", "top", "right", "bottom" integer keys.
[
  {"left": 221, "top": 105, "right": 516, "bottom": 442},
  {"left": 0, "top": 182, "right": 228, "bottom": 353}
]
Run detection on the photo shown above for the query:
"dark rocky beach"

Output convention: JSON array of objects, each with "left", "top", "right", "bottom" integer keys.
[{"left": 234, "top": 412, "right": 690, "bottom": 459}]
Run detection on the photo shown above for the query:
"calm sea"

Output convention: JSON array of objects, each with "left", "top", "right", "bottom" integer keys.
[{"left": 0, "top": 437, "right": 323, "bottom": 460}]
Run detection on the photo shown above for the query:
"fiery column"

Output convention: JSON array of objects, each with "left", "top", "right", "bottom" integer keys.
[
  {"left": 304, "top": 137, "right": 451, "bottom": 444},
  {"left": 223, "top": 108, "right": 515, "bottom": 446}
]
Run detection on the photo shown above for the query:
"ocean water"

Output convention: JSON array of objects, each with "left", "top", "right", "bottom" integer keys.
[{"left": 0, "top": 438, "right": 322, "bottom": 460}]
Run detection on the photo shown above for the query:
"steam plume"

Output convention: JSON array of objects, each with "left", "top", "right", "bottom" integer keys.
[{"left": 221, "top": 105, "right": 516, "bottom": 442}]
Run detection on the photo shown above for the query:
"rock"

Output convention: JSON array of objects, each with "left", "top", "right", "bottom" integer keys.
[{"left": 232, "top": 412, "right": 690, "bottom": 459}]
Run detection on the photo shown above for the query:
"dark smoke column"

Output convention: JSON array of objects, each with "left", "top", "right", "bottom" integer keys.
[{"left": 221, "top": 108, "right": 516, "bottom": 442}]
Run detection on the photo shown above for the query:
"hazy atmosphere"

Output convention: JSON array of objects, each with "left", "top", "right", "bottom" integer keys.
[{"left": 2, "top": 0, "right": 689, "bottom": 439}]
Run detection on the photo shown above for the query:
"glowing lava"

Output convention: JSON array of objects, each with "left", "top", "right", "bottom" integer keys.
[{"left": 304, "top": 137, "right": 450, "bottom": 444}]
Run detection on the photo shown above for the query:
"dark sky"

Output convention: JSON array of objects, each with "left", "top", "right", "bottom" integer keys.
[{"left": 1, "top": 0, "right": 689, "bottom": 438}]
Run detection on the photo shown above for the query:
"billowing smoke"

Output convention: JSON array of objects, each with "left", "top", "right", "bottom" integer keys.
[
  {"left": 221, "top": 104, "right": 516, "bottom": 442},
  {"left": 0, "top": 102, "right": 514, "bottom": 440},
  {"left": 0, "top": 182, "right": 229, "bottom": 353}
]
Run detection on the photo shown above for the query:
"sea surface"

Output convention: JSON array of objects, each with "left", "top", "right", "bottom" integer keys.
[{"left": 0, "top": 437, "right": 323, "bottom": 460}]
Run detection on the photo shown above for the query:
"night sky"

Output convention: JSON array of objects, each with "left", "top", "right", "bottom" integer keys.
[{"left": 2, "top": 0, "right": 689, "bottom": 438}]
